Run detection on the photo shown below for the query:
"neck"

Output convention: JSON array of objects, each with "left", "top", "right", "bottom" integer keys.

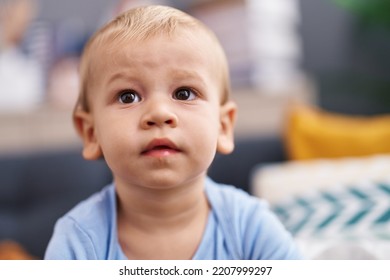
[{"left": 115, "top": 175, "right": 209, "bottom": 232}]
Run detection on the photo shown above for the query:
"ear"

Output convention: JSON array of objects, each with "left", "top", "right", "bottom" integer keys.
[
  {"left": 73, "top": 109, "right": 103, "bottom": 160},
  {"left": 217, "top": 100, "right": 237, "bottom": 154}
]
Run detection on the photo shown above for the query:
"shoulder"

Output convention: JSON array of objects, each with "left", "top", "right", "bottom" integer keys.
[
  {"left": 206, "top": 177, "right": 268, "bottom": 217},
  {"left": 45, "top": 184, "right": 116, "bottom": 259},
  {"left": 65, "top": 184, "right": 115, "bottom": 226},
  {"left": 206, "top": 178, "right": 302, "bottom": 260}
]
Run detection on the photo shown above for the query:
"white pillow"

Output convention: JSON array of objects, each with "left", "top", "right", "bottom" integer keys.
[
  {"left": 251, "top": 155, "right": 390, "bottom": 204},
  {"left": 250, "top": 155, "right": 390, "bottom": 259}
]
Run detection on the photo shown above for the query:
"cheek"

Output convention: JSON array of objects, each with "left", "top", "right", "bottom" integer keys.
[
  {"left": 94, "top": 116, "right": 138, "bottom": 178},
  {"left": 94, "top": 113, "right": 134, "bottom": 155},
  {"left": 187, "top": 108, "right": 220, "bottom": 153}
]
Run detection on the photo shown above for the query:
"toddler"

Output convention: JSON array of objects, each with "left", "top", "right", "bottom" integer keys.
[{"left": 45, "top": 5, "right": 301, "bottom": 260}]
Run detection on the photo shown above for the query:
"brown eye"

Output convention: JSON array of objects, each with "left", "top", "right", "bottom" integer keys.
[
  {"left": 118, "top": 91, "right": 141, "bottom": 104},
  {"left": 173, "top": 88, "right": 196, "bottom": 101}
]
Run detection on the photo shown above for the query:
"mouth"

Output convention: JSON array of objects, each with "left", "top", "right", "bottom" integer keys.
[{"left": 141, "top": 138, "right": 181, "bottom": 157}]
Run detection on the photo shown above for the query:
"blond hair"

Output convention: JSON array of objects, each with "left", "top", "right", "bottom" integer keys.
[{"left": 76, "top": 5, "right": 230, "bottom": 113}]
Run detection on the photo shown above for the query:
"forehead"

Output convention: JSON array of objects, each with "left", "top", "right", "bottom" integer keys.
[
  {"left": 91, "top": 29, "right": 221, "bottom": 83},
  {"left": 105, "top": 26, "right": 213, "bottom": 57}
]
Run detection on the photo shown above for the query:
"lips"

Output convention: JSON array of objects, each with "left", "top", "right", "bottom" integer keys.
[{"left": 141, "top": 138, "right": 180, "bottom": 157}]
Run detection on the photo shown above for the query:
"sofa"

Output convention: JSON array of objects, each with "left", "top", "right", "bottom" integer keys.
[
  {"left": 0, "top": 136, "right": 284, "bottom": 259},
  {"left": 0, "top": 148, "right": 112, "bottom": 259}
]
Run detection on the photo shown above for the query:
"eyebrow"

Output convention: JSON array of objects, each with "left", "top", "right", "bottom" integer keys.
[
  {"left": 105, "top": 71, "right": 135, "bottom": 86},
  {"left": 169, "top": 69, "right": 208, "bottom": 86},
  {"left": 106, "top": 69, "right": 208, "bottom": 86}
]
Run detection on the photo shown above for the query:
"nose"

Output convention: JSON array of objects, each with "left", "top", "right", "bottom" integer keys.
[{"left": 140, "top": 98, "right": 178, "bottom": 129}]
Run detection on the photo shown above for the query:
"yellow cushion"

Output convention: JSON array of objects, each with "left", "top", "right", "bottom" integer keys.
[{"left": 285, "top": 104, "right": 390, "bottom": 160}]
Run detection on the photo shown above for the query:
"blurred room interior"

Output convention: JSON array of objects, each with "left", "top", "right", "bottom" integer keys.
[
  {"left": 1, "top": 0, "right": 390, "bottom": 260},
  {"left": 1, "top": 0, "right": 389, "bottom": 153}
]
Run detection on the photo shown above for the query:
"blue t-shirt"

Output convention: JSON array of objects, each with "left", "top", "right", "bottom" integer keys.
[{"left": 45, "top": 178, "right": 302, "bottom": 259}]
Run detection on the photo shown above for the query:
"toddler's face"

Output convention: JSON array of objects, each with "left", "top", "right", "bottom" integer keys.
[{"left": 76, "top": 31, "right": 235, "bottom": 190}]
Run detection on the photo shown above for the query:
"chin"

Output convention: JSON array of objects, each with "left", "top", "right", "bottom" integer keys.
[
  {"left": 143, "top": 178, "right": 187, "bottom": 190},
  {"left": 142, "top": 172, "right": 205, "bottom": 191}
]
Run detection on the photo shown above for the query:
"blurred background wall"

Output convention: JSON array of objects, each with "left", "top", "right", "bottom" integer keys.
[
  {"left": 300, "top": 0, "right": 390, "bottom": 115},
  {"left": 1, "top": 0, "right": 389, "bottom": 154}
]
